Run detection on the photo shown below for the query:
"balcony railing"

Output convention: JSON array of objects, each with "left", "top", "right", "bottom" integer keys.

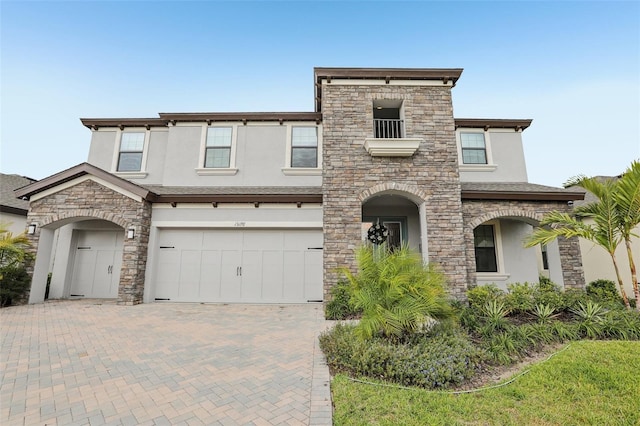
[{"left": 374, "top": 118, "right": 404, "bottom": 139}]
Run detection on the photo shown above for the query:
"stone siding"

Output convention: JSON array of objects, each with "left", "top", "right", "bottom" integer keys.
[
  {"left": 321, "top": 83, "right": 468, "bottom": 299},
  {"left": 461, "top": 199, "right": 585, "bottom": 290},
  {"left": 25, "top": 179, "right": 151, "bottom": 304}
]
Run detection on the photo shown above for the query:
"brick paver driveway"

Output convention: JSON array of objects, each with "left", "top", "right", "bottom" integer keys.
[{"left": 1, "top": 300, "right": 332, "bottom": 425}]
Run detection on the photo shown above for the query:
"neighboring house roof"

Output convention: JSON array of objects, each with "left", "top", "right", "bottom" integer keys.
[
  {"left": 1, "top": 173, "right": 37, "bottom": 216},
  {"left": 461, "top": 182, "right": 585, "bottom": 201},
  {"left": 570, "top": 176, "right": 621, "bottom": 207}
]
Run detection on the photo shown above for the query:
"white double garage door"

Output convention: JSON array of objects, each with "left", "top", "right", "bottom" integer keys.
[{"left": 151, "top": 229, "right": 323, "bottom": 303}]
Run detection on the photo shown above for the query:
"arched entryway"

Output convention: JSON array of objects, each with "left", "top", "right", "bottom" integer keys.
[
  {"left": 359, "top": 183, "right": 429, "bottom": 262},
  {"left": 462, "top": 203, "right": 585, "bottom": 291},
  {"left": 16, "top": 164, "right": 153, "bottom": 305}
]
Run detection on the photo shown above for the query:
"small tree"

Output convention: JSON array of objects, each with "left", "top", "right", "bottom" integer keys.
[
  {"left": 341, "top": 244, "right": 452, "bottom": 340},
  {"left": 0, "top": 223, "right": 32, "bottom": 306},
  {"left": 611, "top": 160, "right": 640, "bottom": 307},
  {"left": 525, "top": 161, "right": 640, "bottom": 310},
  {"left": 525, "top": 179, "right": 630, "bottom": 308}
]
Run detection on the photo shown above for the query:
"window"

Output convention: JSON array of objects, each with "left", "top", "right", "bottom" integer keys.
[
  {"left": 117, "top": 133, "right": 145, "bottom": 172},
  {"left": 291, "top": 127, "right": 317, "bottom": 168},
  {"left": 474, "top": 224, "right": 497, "bottom": 272},
  {"left": 205, "top": 127, "right": 232, "bottom": 168},
  {"left": 541, "top": 244, "right": 549, "bottom": 270},
  {"left": 373, "top": 100, "right": 403, "bottom": 138},
  {"left": 460, "top": 133, "right": 487, "bottom": 164}
]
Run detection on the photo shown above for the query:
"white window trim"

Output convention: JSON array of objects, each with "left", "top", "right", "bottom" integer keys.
[
  {"left": 196, "top": 123, "right": 239, "bottom": 175},
  {"left": 111, "top": 128, "right": 150, "bottom": 178},
  {"left": 282, "top": 123, "right": 322, "bottom": 175},
  {"left": 456, "top": 129, "right": 496, "bottom": 172},
  {"left": 475, "top": 220, "right": 509, "bottom": 280}
]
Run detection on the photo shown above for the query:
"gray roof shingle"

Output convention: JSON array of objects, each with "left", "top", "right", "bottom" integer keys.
[{"left": 1, "top": 174, "right": 37, "bottom": 213}]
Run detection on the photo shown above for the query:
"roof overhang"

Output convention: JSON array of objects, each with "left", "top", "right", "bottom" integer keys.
[
  {"left": 455, "top": 118, "right": 533, "bottom": 132},
  {"left": 314, "top": 67, "right": 464, "bottom": 112},
  {"left": 158, "top": 112, "right": 322, "bottom": 125},
  {"left": 14, "top": 163, "right": 156, "bottom": 202},
  {"left": 153, "top": 194, "right": 323, "bottom": 204},
  {"left": 461, "top": 190, "right": 585, "bottom": 202},
  {"left": 0, "top": 205, "right": 28, "bottom": 216},
  {"left": 80, "top": 118, "right": 168, "bottom": 131}
]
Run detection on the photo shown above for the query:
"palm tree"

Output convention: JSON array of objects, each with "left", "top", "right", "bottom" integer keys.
[
  {"left": 0, "top": 224, "right": 31, "bottom": 269},
  {"left": 341, "top": 244, "right": 452, "bottom": 340},
  {"left": 612, "top": 161, "right": 640, "bottom": 309},
  {"left": 524, "top": 178, "right": 631, "bottom": 308}
]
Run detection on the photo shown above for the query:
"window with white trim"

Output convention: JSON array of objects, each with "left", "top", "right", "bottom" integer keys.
[
  {"left": 460, "top": 132, "right": 487, "bottom": 164},
  {"left": 291, "top": 127, "right": 318, "bottom": 168},
  {"left": 204, "top": 127, "right": 233, "bottom": 168},
  {"left": 117, "top": 132, "right": 145, "bottom": 172},
  {"left": 474, "top": 224, "right": 498, "bottom": 272}
]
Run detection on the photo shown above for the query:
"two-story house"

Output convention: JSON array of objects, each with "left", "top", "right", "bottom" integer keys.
[{"left": 16, "top": 67, "right": 586, "bottom": 305}]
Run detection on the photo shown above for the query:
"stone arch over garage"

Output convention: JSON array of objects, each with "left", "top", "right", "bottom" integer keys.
[
  {"left": 17, "top": 168, "right": 153, "bottom": 305},
  {"left": 38, "top": 209, "right": 129, "bottom": 230},
  {"left": 462, "top": 199, "right": 585, "bottom": 292}
]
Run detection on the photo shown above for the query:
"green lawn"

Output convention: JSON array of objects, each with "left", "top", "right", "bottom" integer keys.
[{"left": 331, "top": 340, "right": 640, "bottom": 426}]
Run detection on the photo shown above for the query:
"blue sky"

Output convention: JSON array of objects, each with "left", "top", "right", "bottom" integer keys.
[{"left": 1, "top": 1, "right": 638, "bottom": 186}]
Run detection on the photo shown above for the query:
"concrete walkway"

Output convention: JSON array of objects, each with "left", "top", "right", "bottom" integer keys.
[{"left": 0, "top": 300, "right": 333, "bottom": 425}]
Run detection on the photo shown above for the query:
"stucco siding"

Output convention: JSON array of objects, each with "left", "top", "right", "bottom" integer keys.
[
  {"left": 580, "top": 221, "right": 639, "bottom": 297},
  {"left": 0, "top": 212, "right": 27, "bottom": 235},
  {"left": 459, "top": 131, "right": 528, "bottom": 182},
  {"left": 499, "top": 220, "right": 540, "bottom": 285},
  {"left": 151, "top": 204, "right": 322, "bottom": 224},
  {"left": 87, "top": 131, "right": 117, "bottom": 171}
]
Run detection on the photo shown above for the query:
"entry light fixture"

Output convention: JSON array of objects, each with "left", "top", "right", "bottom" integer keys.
[
  {"left": 127, "top": 227, "right": 135, "bottom": 239},
  {"left": 27, "top": 223, "right": 37, "bottom": 235}
]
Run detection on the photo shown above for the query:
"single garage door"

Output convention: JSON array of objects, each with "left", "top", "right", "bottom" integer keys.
[
  {"left": 153, "top": 229, "right": 323, "bottom": 303},
  {"left": 70, "top": 230, "right": 123, "bottom": 299}
]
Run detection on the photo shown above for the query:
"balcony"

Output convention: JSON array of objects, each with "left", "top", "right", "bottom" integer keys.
[{"left": 364, "top": 118, "right": 421, "bottom": 157}]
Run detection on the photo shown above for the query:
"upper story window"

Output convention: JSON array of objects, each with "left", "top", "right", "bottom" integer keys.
[
  {"left": 291, "top": 127, "right": 318, "bottom": 168},
  {"left": 373, "top": 100, "right": 404, "bottom": 138},
  {"left": 205, "top": 127, "right": 233, "bottom": 168},
  {"left": 282, "top": 124, "right": 322, "bottom": 175},
  {"left": 460, "top": 133, "right": 487, "bottom": 164},
  {"left": 117, "top": 132, "right": 145, "bottom": 172}
]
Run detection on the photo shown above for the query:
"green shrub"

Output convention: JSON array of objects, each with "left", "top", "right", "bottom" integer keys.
[
  {"left": 533, "top": 279, "right": 565, "bottom": 311},
  {"left": 532, "top": 303, "right": 558, "bottom": 324},
  {"left": 480, "top": 299, "right": 510, "bottom": 331},
  {"left": 571, "top": 301, "right": 607, "bottom": 339},
  {"left": 325, "top": 280, "right": 362, "bottom": 320},
  {"left": 562, "top": 289, "right": 591, "bottom": 311},
  {"left": 466, "top": 284, "right": 504, "bottom": 309},
  {"left": 537, "top": 275, "right": 558, "bottom": 292},
  {"left": 587, "top": 279, "right": 622, "bottom": 304},
  {"left": 342, "top": 245, "right": 452, "bottom": 340},
  {"left": 319, "top": 323, "right": 486, "bottom": 389},
  {"left": 0, "top": 265, "right": 30, "bottom": 307},
  {"left": 504, "top": 282, "right": 536, "bottom": 314}
]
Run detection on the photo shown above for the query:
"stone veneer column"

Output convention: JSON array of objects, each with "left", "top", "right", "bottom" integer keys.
[
  {"left": 24, "top": 179, "right": 152, "bottom": 305},
  {"left": 321, "top": 82, "right": 468, "bottom": 300},
  {"left": 557, "top": 236, "right": 584, "bottom": 289},
  {"left": 118, "top": 200, "right": 152, "bottom": 305}
]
